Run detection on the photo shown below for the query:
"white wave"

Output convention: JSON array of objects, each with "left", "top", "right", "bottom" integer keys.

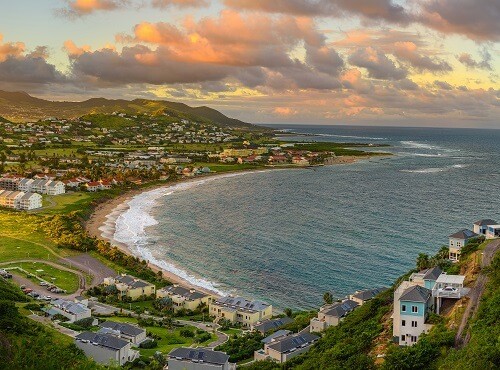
[
  {"left": 397, "top": 152, "right": 447, "bottom": 158},
  {"left": 112, "top": 171, "right": 272, "bottom": 295},
  {"left": 400, "top": 164, "right": 469, "bottom": 173}
]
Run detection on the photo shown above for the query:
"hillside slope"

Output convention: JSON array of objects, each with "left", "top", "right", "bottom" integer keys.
[{"left": 0, "top": 90, "right": 264, "bottom": 131}]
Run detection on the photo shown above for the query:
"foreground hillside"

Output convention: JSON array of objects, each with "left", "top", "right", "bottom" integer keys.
[{"left": 0, "top": 90, "right": 264, "bottom": 131}]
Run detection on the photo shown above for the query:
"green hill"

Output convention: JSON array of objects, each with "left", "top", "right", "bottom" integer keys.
[
  {"left": 0, "top": 90, "right": 267, "bottom": 131},
  {"left": 0, "top": 115, "right": 11, "bottom": 123}
]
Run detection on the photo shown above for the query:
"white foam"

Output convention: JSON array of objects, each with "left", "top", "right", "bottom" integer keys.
[
  {"left": 315, "top": 133, "right": 387, "bottom": 140},
  {"left": 111, "top": 171, "right": 272, "bottom": 295},
  {"left": 400, "top": 164, "right": 469, "bottom": 173}
]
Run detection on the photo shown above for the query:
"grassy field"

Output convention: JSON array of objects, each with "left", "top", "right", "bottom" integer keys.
[
  {"left": 39, "top": 192, "right": 102, "bottom": 215},
  {"left": 106, "top": 316, "right": 217, "bottom": 357},
  {"left": 0, "top": 211, "right": 77, "bottom": 263},
  {"left": 6, "top": 262, "right": 80, "bottom": 293}
]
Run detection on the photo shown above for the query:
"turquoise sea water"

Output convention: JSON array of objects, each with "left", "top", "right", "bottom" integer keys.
[{"left": 115, "top": 125, "right": 500, "bottom": 310}]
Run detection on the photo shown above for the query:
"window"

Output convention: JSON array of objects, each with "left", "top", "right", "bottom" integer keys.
[
  {"left": 402, "top": 304, "right": 407, "bottom": 312},
  {"left": 411, "top": 336, "right": 417, "bottom": 342},
  {"left": 412, "top": 306, "right": 418, "bottom": 313},
  {"left": 400, "top": 335, "right": 405, "bottom": 342},
  {"left": 402, "top": 320, "right": 406, "bottom": 327},
  {"left": 412, "top": 321, "right": 417, "bottom": 327}
]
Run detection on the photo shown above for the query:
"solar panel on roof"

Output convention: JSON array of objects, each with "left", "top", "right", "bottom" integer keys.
[
  {"left": 197, "top": 352, "right": 205, "bottom": 360},
  {"left": 188, "top": 351, "right": 196, "bottom": 359}
]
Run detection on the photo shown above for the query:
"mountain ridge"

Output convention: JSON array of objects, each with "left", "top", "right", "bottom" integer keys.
[{"left": 0, "top": 90, "right": 266, "bottom": 131}]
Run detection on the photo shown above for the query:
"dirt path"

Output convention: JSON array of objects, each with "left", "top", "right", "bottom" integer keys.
[{"left": 455, "top": 239, "right": 500, "bottom": 347}]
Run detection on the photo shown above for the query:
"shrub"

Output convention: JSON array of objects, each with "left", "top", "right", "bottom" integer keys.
[
  {"left": 139, "top": 339, "right": 158, "bottom": 349},
  {"left": 74, "top": 317, "right": 95, "bottom": 328},
  {"left": 180, "top": 328, "right": 195, "bottom": 337}
]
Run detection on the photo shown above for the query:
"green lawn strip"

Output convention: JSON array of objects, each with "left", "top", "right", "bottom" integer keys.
[
  {"left": 5, "top": 262, "right": 80, "bottom": 293},
  {"left": 39, "top": 192, "right": 102, "bottom": 215},
  {"left": 102, "top": 316, "right": 216, "bottom": 357},
  {"left": 220, "top": 328, "right": 243, "bottom": 336},
  {"left": 192, "top": 162, "right": 265, "bottom": 173}
]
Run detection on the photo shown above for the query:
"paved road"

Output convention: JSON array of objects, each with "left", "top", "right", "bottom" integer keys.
[
  {"left": 64, "top": 254, "right": 116, "bottom": 286},
  {"left": 455, "top": 239, "right": 500, "bottom": 347}
]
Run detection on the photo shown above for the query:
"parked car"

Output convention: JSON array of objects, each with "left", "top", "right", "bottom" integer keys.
[
  {"left": 45, "top": 296, "right": 52, "bottom": 301},
  {"left": 40, "top": 281, "right": 48, "bottom": 286},
  {"left": 442, "top": 286, "right": 458, "bottom": 292}
]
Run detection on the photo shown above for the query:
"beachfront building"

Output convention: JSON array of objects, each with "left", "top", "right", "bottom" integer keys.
[
  {"left": 486, "top": 225, "right": 500, "bottom": 239},
  {"left": 103, "top": 274, "right": 156, "bottom": 301},
  {"left": 473, "top": 219, "right": 497, "bottom": 236},
  {"left": 209, "top": 296, "right": 272, "bottom": 327},
  {"left": 46, "top": 298, "right": 92, "bottom": 323},
  {"left": 251, "top": 317, "right": 293, "bottom": 334},
  {"left": 18, "top": 178, "right": 65, "bottom": 195},
  {"left": 75, "top": 332, "right": 139, "bottom": 366},
  {"left": 448, "top": 229, "right": 479, "bottom": 261},
  {"left": 349, "top": 287, "right": 386, "bottom": 306},
  {"left": 310, "top": 299, "right": 359, "bottom": 333},
  {"left": 254, "top": 332, "right": 319, "bottom": 363},
  {"left": 168, "top": 348, "right": 235, "bottom": 370},
  {"left": 98, "top": 321, "right": 146, "bottom": 345},
  {"left": 0, "top": 190, "right": 42, "bottom": 210},
  {"left": 156, "top": 284, "right": 213, "bottom": 312},
  {"left": 393, "top": 266, "right": 466, "bottom": 346}
]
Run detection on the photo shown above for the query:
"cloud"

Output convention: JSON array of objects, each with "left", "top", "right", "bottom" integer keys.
[
  {"left": 273, "top": 107, "right": 298, "bottom": 116},
  {"left": 457, "top": 49, "right": 492, "bottom": 70},
  {"left": 57, "top": 0, "right": 129, "bottom": 17},
  {"left": 151, "top": 0, "right": 209, "bottom": 8},
  {"left": 63, "top": 40, "right": 92, "bottom": 59},
  {"left": 433, "top": 80, "right": 453, "bottom": 90},
  {"left": 417, "top": 0, "right": 500, "bottom": 41},
  {"left": 393, "top": 41, "right": 452, "bottom": 73},
  {"left": 224, "top": 0, "right": 412, "bottom": 25},
  {"left": 0, "top": 34, "right": 25, "bottom": 62},
  {"left": 82, "top": 11, "right": 344, "bottom": 90},
  {"left": 348, "top": 47, "right": 407, "bottom": 80}
]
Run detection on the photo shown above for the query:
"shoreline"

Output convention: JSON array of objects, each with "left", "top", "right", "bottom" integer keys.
[{"left": 85, "top": 157, "right": 379, "bottom": 298}]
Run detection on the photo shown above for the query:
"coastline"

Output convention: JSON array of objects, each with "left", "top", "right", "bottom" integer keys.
[{"left": 85, "top": 157, "right": 377, "bottom": 298}]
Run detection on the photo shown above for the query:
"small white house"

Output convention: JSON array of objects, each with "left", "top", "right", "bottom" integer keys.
[
  {"left": 473, "top": 219, "right": 497, "bottom": 235},
  {"left": 485, "top": 225, "right": 500, "bottom": 239},
  {"left": 75, "top": 332, "right": 139, "bottom": 366},
  {"left": 448, "top": 229, "right": 478, "bottom": 261}
]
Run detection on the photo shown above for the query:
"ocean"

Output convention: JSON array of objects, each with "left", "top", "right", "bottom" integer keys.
[{"left": 112, "top": 125, "right": 500, "bottom": 310}]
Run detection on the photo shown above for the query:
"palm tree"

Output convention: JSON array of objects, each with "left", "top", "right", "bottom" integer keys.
[{"left": 323, "top": 292, "right": 333, "bottom": 305}]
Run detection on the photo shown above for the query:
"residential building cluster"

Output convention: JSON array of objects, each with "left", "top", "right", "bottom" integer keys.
[
  {"left": 0, "top": 190, "right": 42, "bottom": 210},
  {"left": 103, "top": 274, "right": 156, "bottom": 300}
]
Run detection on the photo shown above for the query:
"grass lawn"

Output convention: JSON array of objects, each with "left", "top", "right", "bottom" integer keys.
[
  {"left": 220, "top": 327, "right": 243, "bottom": 336},
  {"left": 104, "top": 316, "right": 217, "bottom": 357},
  {"left": 0, "top": 211, "right": 79, "bottom": 263},
  {"left": 6, "top": 262, "right": 80, "bottom": 293},
  {"left": 39, "top": 192, "right": 102, "bottom": 215}
]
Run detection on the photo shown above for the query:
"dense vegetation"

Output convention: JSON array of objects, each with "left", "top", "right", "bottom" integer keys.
[
  {"left": 215, "top": 331, "right": 264, "bottom": 363},
  {"left": 0, "top": 279, "right": 103, "bottom": 370}
]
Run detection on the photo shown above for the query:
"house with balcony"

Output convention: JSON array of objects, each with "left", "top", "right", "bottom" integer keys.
[
  {"left": 310, "top": 299, "right": 358, "bottom": 333},
  {"left": 209, "top": 296, "right": 272, "bottom": 327},
  {"left": 392, "top": 283, "right": 434, "bottom": 346},
  {"left": 98, "top": 321, "right": 146, "bottom": 345},
  {"left": 75, "top": 332, "right": 139, "bottom": 366},
  {"left": 156, "top": 284, "right": 213, "bottom": 312},
  {"left": 46, "top": 298, "right": 92, "bottom": 323},
  {"left": 432, "top": 274, "right": 466, "bottom": 314},
  {"left": 103, "top": 274, "right": 155, "bottom": 301},
  {"left": 254, "top": 332, "right": 319, "bottom": 363},
  {"left": 486, "top": 225, "right": 500, "bottom": 239},
  {"left": 448, "top": 229, "right": 479, "bottom": 261}
]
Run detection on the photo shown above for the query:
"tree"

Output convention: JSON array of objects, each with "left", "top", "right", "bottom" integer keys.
[
  {"left": 416, "top": 253, "right": 431, "bottom": 271},
  {"left": 323, "top": 291, "right": 333, "bottom": 305},
  {"left": 284, "top": 308, "right": 293, "bottom": 317}
]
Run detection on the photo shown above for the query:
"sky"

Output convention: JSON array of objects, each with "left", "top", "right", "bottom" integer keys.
[{"left": 0, "top": 0, "right": 499, "bottom": 127}]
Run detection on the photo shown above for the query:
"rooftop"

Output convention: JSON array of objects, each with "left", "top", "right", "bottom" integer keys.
[
  {"left": 168, "top": 348, "right": 229, "bottom": 365},
  {"left": 351, "top": 287, "right": 386, "bottom": 301},
  {"left": 422, "top": 266, "right": 442, "bottom": 281},
  {"left": 267, "top": 333, "right": 319, "bottom": 354},
  {"left": 99, "top": 321, "right": 145, "bottom": 337},
  {"left": 449, "top": 229, "right": 478, "bottom": 239},
  {"left": 159, "top": 285, "right": 208, "bottom": 301},
  {"left": 262, "top": 330, "right": 292, "bottom": 344},
  {"left": 399, "top": 285, "right": 432, "bottom": 303},
  {"left": 435, "top": 274, "right": 465, "bottom": 285},
  {"left": 253, "top": 317, "right": 293, "bottom": 333},
  {"left": 214, "top": 296, "right": 270, "bottom": 313},
  {"left": 473, "top": 219, "right": 497, "bottom": 226},
  {"left": 321, "top": 299, "right": 359, "bottom": 318},
  {"left": 75, "top": 332, "right": 129, "bottom": 351}
]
